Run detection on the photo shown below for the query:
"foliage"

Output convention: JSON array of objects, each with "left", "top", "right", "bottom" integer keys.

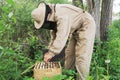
[
  {"left": 107, "top": 20, "right": 120, "bottom": 79},
  {"left": 0, "top": 0, "right": 15, "bottom": 47},
  {"left": 0, "top": 0, "right": 46, "bottom": 80},
  {"left": 90, "top": 19, "right": 120, "bottom": 80},
  {"left": 0, "top": 47, "right": 33, "bottom": 80},
  {"left": 46, "top": 0, "right": 71, "bottom": 4},
  {"left": 41, "top": 69, "right": 76, "bottom": 80}
]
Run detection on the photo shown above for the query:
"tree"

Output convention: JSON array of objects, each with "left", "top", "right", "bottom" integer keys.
[
  {"left": 72, "top": 0, "right": 84, "bottom": 8},
  {"left": 100, "top": 0, "right": 113, "bottom": 41},
  {"left": 87, "top": 0, "right": 100, "bottom": 40},
  {"left": 72, "top": 0, "right": 77, "bottom": 6},
  {"left": 72, "top": 0, "right": 101, "bottom": 40},
  {"left": 76, "top": 0, "right": 113, "bottom": 41}
]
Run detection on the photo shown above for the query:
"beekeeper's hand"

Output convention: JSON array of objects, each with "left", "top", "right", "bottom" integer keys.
[{"left": 44, "top": 51, "right": 54, "bottom": 63}]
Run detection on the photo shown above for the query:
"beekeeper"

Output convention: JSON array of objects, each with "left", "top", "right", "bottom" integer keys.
[{"left": 31, "top": 2, "right": 96, "bottom": 80}]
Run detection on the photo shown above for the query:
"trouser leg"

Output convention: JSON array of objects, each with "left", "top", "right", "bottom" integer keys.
[
  {"left": 65, "top": 35, "right": 76, "bottom": 69},
  {"left": 75, "top": 13, "right": 96, "bottom": 80}
]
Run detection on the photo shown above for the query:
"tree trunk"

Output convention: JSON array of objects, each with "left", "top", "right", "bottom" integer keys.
[
  {"left": 79, "top": 0, "right": 84, "bottom": 8},
  {"left": 87, "top": 0, "right": 101, "bottom": 40},
  {"left": 72, "top": 0, "right": 84, "bottom": 8},
  {"left": 72, "top": 0, "right": 78, "bottom": 6},
  {"left": 87, "top": 0, "right": 95, "bottom": 15},
  {"left": 100, "top": 0, "right": 113, "bottom": 41}
]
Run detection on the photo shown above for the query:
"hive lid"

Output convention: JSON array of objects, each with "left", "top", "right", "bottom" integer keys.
[{"left": 34, "top": 62, "right": 61, "bottom": 69}]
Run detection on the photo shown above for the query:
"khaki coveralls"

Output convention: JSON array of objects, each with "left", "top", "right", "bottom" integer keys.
[{"left": 47, "top": 4, "right": 96, "bottom": 80}]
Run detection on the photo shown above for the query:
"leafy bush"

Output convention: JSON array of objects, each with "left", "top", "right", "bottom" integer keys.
[
  {"left": 0, "top": 47, "right": 33, "bottom": 80},
  {"left": 107, "top": 20, "right": 120, "bottom": 79},
  {"left": 0, "top": 0, "right": 45, "bottom": 80},
  {"left": 46, "top": 0, "right": 71, "bottom": 4},
  {"left": 90, "top": 19, "right": 120, "bottom": 80}
]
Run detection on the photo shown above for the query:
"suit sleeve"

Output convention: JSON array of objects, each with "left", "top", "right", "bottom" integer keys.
[
  {"left": 48, "top": 16, "right": 71, "bottom": 56},
  {"left": 48, "top": 30, "right": 56, "bottom": 49}
]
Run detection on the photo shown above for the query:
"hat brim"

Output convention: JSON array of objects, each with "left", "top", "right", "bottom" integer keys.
[{"left": 34, "top": 3, "right": 46, "bottom": 29}]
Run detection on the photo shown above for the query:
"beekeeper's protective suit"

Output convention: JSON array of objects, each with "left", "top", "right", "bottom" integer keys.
[{"left": 31, "top": 2, "right": 96, "bottom": 80}]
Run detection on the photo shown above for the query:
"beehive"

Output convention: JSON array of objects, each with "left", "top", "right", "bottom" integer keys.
[{"left": 34, "top": 62, "right": 62, "bottom": 80}]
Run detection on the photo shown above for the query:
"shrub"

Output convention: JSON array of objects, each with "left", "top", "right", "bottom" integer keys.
[{"left": 90, "top": 20, "right": 120, "bottom": 80}]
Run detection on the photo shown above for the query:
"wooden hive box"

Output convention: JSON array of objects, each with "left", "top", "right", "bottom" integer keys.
[{"left": 34, "top": 62, "right": 62, "bottom": 80}]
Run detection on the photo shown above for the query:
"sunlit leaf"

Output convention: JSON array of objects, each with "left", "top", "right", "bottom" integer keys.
[
  {"left": 4, "top": 48, "right": 15, "bottom": 55},
  {"left": 6, "top": 0, "right": 14, "bottom": 5},
  {"left": 0, "top": 20, "right": 6, "bottom": 32},
  {"left": 0, "top": 46, "right": 3, "bottom": 50},
  {"left": 8, "top": 12, "right": 13, "bottom": 18},
  {"left": 1, "top": 6, "right": 10, "bottom": 13}
]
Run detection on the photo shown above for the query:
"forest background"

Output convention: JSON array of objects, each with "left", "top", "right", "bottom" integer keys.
[{"left": 0, "top": 0, "right": 120, "bottom": 80}]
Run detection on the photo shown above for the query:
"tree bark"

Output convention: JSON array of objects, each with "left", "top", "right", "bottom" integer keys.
[
  {"left": 72, "top": 0, "right": 84, "bottom": 8},
  {"left": 100, "top": 0, "right": 113, "bottom": 41},
  {"left": 72, "top": 0, "right": 78, "bottom": 6},
  {"left": 79, "top": 0, "right": 84, "bottom": 8},
  {"left": 87, "top": 0, "right": 100, "bottom": 40},
  {"left": 87, "top": 0, "right": 95, "bottom": 15}
]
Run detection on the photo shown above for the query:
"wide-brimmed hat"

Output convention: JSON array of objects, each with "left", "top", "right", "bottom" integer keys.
[{"left": 31, "top": 3, "right": 46, "bottom": 29}]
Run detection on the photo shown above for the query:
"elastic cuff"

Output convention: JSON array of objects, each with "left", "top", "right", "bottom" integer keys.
[{"left": 48, "top": 50, "right": 57, "bottom": 57}]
